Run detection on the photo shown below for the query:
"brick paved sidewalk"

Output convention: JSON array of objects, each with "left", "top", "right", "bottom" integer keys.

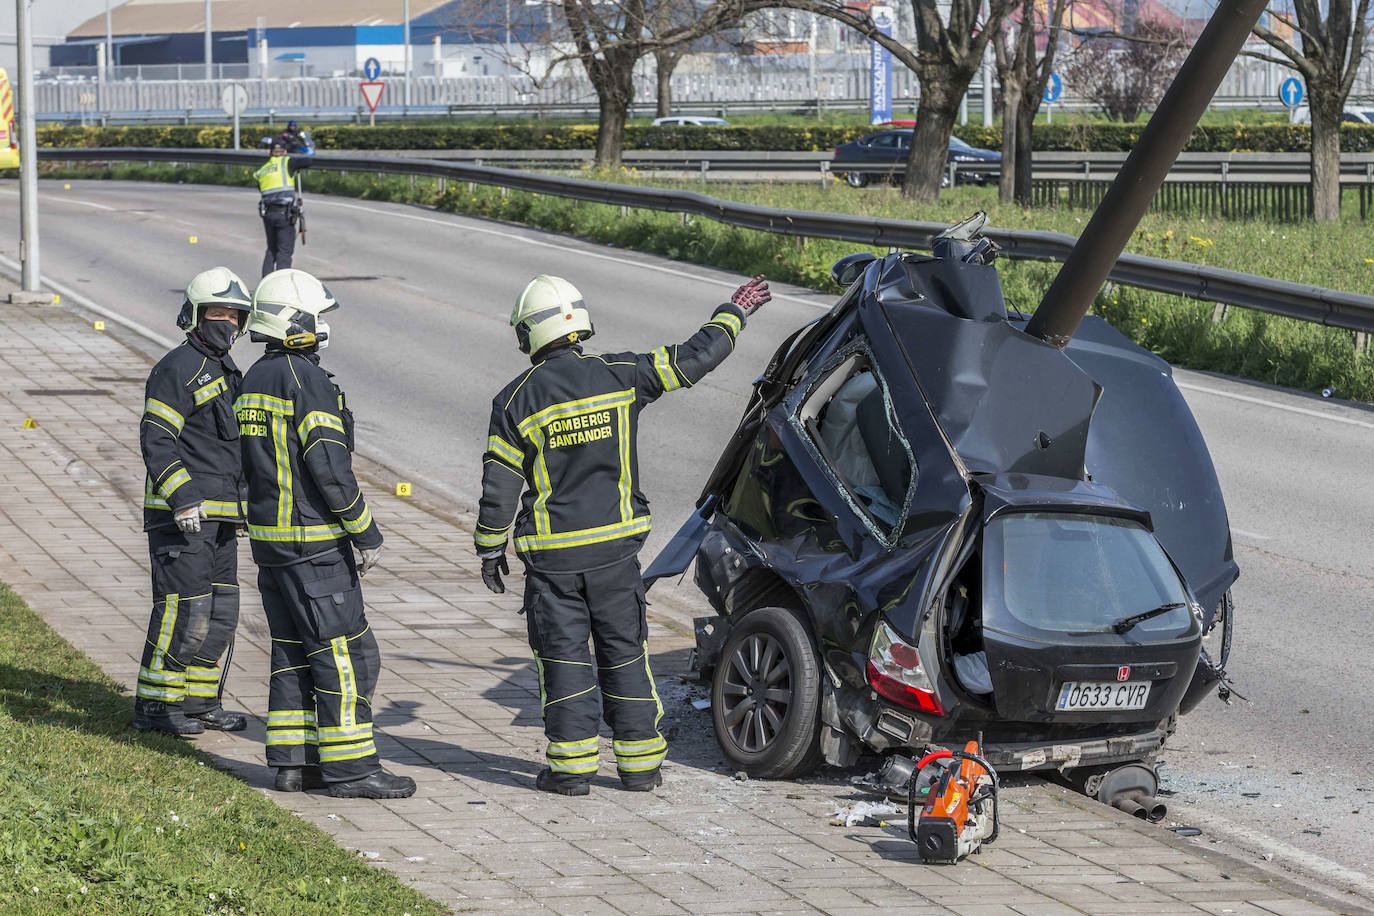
[{"left": 0, "top": 295, "right": 1355, "bottom": 915}]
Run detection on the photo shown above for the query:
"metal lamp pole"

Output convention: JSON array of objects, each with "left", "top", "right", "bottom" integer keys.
[
  {"left": 16, "top": 0, "right": 39, "bottom": 292},
  {"left": 204, "top": 0, "right": 213, "bottom": 80},
  {"left": 403, "top": 0, "right": 411, "bottom": 108}
]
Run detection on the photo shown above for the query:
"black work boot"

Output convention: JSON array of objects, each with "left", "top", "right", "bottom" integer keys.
[
  {"left": 275, "top": 766, "right": 326, "bottom": 792},
  {"left": 326, "top": 769, "right": 417, "bottom": 799},
  {"left": 536, "top": 767, "right": 591, "bottom": 797},
  {"left": 186, "top": 707, "right": 248, "bottom": 732},
  {"left": 133, "top": 698, "right": 205, "bottom": 736},
  {"left": 620, "top": 769, "right": 663, "bottom": 792}
]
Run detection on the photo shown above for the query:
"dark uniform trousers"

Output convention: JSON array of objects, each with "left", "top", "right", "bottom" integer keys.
[
  {"left": 136, "top": 521, "right": 240, "bottom": 712},
  {"left": 524, "top": 560, "right": 666, "bottom": 783},
  {"left": 261, "top": 206, "right": 296, "bottom": 276},
  {"left": 260, "top": 546, "right": 381, "bottom": 782}
]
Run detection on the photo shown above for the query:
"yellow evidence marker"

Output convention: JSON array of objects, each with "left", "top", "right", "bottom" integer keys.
[
  {"left": 21, "top": 418, "right": 38, "bottom": 429},
  {"left": 396, "top": 482, "right": 412, "bottom": 497},
  {"left": 189, "top": 236, "right": 198, "bottom": 244},
  {"left": 93, "top": 320, "right": 105, "bottom": 331}
]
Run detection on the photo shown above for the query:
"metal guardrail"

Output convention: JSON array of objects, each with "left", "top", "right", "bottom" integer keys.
[{"left": 37, "top": 146, "right": 1374, "bottom": 334}]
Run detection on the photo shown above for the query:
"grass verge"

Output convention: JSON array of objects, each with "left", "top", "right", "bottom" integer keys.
[
  {"left": 0, "top": 581, "right": 446, "bottom": 916},
  {"left": 37, "top": 160, "right": 1374, "bottom": 401}
]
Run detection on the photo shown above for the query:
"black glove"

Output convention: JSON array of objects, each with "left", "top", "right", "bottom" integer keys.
[
  {"left": 730, "top": 275, "right": 771, "bottom": 316},
  {"left": 481, "top": 554, "right": 510, "bottom": 594}
]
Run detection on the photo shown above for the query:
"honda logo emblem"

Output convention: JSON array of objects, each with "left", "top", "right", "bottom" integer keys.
[{"left": 1117, "top": 666, "right": 1131, "bottom": 682}]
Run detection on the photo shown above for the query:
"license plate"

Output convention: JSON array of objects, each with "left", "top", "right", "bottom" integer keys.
[{"left": 1055, "top": 680, "right": 1151, "bottom": 711}]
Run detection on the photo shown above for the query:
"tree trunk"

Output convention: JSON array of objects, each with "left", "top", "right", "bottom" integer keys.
[
  {"left": 999, "top": 82, "right": 1022, "bottom": 202},
  {"left": 902, "top": 89, "right": 960, "bottom": 201},
  {"left": 655, "top": 52, "right": 678, "bottom": 118},
  {"left": 1309, "top": 88, "right": 1344, "bottom": 222},
  {"left": 1014, "top": 99, "right": 1035, "bottom": 205},
  {"left": 592, "top": 61, "right": 635, "bottom": 169}
]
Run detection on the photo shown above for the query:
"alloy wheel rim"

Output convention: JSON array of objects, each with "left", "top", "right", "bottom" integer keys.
[{"left": 720, "top": 632, "right": 793, "bottom": 753}]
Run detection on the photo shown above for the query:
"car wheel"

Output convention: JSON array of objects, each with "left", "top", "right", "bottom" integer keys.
[
  {"left": 845, "top": 172, "right": 868, "bottom": 188},
  {"left": 710, "top": 606, "right": 822, "bottom": 778}
]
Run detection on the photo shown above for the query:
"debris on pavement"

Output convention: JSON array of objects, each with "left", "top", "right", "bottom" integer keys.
[
  {"left": 1170, "top": 826, "right": 1203, "bottom": 836},
  {"left": 830, "top": 800, "right": 901, "bottom": 827},
  {"left": 691, "top": 698, "right": 711, "bottom": 710}
]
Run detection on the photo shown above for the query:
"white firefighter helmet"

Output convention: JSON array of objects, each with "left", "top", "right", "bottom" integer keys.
[
  {"left": 176, "top": 266, "right": 252, "bottom": 330},
  {"left": 247, "top": 268, "right": 339, "bottom": 350},
  {"left": 511, "top": 274, "right": 594, "bottom": 355}
]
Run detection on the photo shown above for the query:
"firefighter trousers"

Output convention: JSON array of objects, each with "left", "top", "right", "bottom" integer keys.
[
  {"left": 522, "top": 555, "right": 666, "bottom": 786},
  {"left": 137, "top": 521, "right": 240, "bottom": 713},
  {"left": 261, "top": 207, "right": 296, "bottom": 276},
  {"left": 259, "top": 546, "right": 381, "bottom": 782}
]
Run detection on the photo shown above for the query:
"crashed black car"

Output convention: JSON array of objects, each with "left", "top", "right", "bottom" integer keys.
[{"left": 647, "top": 220, "right": 1236, "bottom": 788}]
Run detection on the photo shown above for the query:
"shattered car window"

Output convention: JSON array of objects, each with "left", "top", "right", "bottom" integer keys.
[
  {"left": 794, "top": 348, "right": 915, "bottom": 540},
  {"left": 984, "top": 513, "right": 1191, "bottom": 634}
]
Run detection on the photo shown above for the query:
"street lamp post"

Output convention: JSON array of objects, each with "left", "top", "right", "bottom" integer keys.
[
  {"left": 204, "top": 0, "right": 213, "bottom": 80},
  {"left": 403, "top": 0, "right": 411, "bottom": 107},
  {"left": 15, "top": 0, "right": 39, "bottom": 292}
]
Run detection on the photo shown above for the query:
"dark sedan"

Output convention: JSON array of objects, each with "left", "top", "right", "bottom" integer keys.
[{"left": 831, "top": 129, "right": 1001, "bottom": 188}]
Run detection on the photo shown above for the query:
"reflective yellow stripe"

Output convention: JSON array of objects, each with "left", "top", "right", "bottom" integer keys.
[
  {"left": 487, "top": 434, "right": 523, "bottom": 467},
  {"left": 548, "top": 737, "right": 600, "bottom": 755},
  {"left": 515, "top": 515, "right": 652, "bottom": 553},
  {"left": 475, "top": 528, "right": 508, "bottom": 548},
  {"left": 318, "top": 740, "right": 377, "bottom": 762},
  {"left": 529, "top": 426, "right": 552, "bottom": 536},
  {"left": 202, "top": 499, "right": 243, "bottom": 518},
  {"left": 331, "top": 636, "right": 357, "bottom": 729},
  {"left": 160, "top": 468, "right": 192, "bottom": 500},
  {"left": 709, "top": 310, "right": 742, "bottom": 338},
  {"left": 235, "top": 393, "right": 294, "bottom": 414},
  {"left": 248, "top": 523, "right": 346, "bottom": 542},
  {"left": 547, "top": 757, "right": 599, "bottom": 774},
  {"left": 266, "top": 731, "right": 319, "bottom": 745},
  {"left": 144, "top": 398, "right": 184, "bottom": 432},
  {"left": 298, "top": 410, "right": 345, "bottom": 442},
  {"left": 193, "top": 377, "right": 227, "bottom": 406},
  {"left": 339, "top": 503, "right": 373, "bottom": 535},
  {"left": 651, "top": 347, "right": 681, "bottom": 392},
  {"left": 272, "top": 413, "right": 292, "bottom": 528},
  {"left": 614, "top": 736, "right": 667, "bottom": 753},
  {"left": 616, "top": 403, "right": 632, "bottom": 521},
  {"left": 516, "top": 389, "right": 636, "bottom": 437},
  {"left": 268, "top": 710, "right": 318, "bottom": 725}
]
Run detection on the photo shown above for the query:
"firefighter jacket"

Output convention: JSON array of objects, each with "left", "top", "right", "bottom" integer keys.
[
  {"left": 253, "top": 155, "right": 312, "bottom": 205},
  {"left": 140, "top": 335, "right": 246, "bottom": 532},
  {"left": 476, "top": 303, "right": 747, "bottom": 573},
  {"left": 235, "top": 349, "right": 382, "bottom": 566}
]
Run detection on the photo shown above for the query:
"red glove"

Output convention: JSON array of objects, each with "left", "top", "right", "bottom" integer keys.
[{"left": 730, "top": 275, "right": 771, "bottom": 316}]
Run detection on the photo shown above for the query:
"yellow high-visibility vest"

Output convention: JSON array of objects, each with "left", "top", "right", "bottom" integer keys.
[{"left": 254, "top": 155, "right": 292, "bottom": 195}]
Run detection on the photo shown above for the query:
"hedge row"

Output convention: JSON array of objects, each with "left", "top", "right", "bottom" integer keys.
[{"left": 35, "top": 121, "right": 1374, "bottom": 153}]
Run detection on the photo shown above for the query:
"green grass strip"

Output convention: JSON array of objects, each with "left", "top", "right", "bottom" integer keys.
[
  {"left": 0, "top": 581, "right": 446, "bottom": 916},
  {"left": 37, "top": 160, "right": 1374, "bottom": 402}
]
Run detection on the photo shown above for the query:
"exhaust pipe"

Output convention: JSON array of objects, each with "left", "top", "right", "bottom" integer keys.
[
  {"left": 1063, "top": 762, "right": 1167, "bottom": 821},
  {"left": 1110, "top": 789, "right": 1167, "bottom": 823}
]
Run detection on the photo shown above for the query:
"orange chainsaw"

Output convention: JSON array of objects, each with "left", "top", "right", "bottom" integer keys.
[{"left": 908, "top": 740, "right": 999, "bottom": 864}]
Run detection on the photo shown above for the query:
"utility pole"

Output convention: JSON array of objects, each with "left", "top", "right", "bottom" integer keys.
[
  {"left": 980, "top": 0, "right": 992, "bottom": 126},
  {"left": 403, "top": 0, "right": 411, "bottom": 107},
  {"left": 204, "top": 0, "right": 213, "bottom": 80},
  {"left": 105, "top": 0, "right": 113, "bottom": 75},
  {"left": 15, "top": 0, "right": 39, "bottom": 292}
]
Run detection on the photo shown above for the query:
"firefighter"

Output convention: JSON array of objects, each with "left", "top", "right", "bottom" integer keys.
[
  {"left": 475, "top": 273, "right": 771, "bottom": 795},
  {"left": 134, "top": 267, "right": 252, "bottom": 736},
  {"left": 253, "top": 138, "right": 312, "bottom": 278},
  {"left": 236, "top": 269, "right": 415, "bottom": 798}
]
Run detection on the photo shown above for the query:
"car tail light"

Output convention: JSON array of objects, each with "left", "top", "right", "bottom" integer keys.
[
  {"left": 834, "top": 147, "right": 843, "bottom": 157},
  {"left": 867, "top": 620, "right": 944, "bottom": 715}
]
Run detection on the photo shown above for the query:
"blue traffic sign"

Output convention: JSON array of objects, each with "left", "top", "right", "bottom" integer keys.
[
  {"left": 1279, "top": 76, "right": 1304, "bottom": 107},
  {"left": 364, "top": 57, "right": 382, "bottom": 81},
  {"left": 1043, "top": 73, "right": 1063, "bottom": 104}
]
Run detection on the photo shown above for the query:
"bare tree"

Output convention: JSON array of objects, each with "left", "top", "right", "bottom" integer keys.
[
  {"left": 647, "top": 0, "right": 704, "bottom": 117},
  {"left": 757, "top": 0, "right": 1015, "bottom": 200},
  {"left": 993, "top": 0, "right": 1068, "bottom": 204},
  {"left": 1250, "top": 0, "right": 1373, "bottom": 221},
  {"left": 1063, "top": 18, "right": 1190, "bottom": 122}
]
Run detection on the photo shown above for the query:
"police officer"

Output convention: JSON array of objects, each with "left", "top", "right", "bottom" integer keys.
[
  {"left": 253, "top": 138, "right": 312, "bottom": 278},
  {"left": 135, "top": 267, "right": 253, "bottom": 736},
  {"left": 236, "top": 269, "right": 415, "bottom": 799},
  {"left": 476, "top": 273, "right": 771, "bottom": 795}
]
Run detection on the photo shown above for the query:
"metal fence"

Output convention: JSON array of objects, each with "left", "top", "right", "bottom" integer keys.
[{"left": 36, "top": 146, "right": 1374, "bottom": 334}]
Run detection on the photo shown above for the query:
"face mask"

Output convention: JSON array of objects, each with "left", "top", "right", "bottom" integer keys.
[
  {"left": 197, "top": 316, "right": 238, "bottom": 353},
  {"left": 315, "top": 320, "right": 330, "bottom": 350}
]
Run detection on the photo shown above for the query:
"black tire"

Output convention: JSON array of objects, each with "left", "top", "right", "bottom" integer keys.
[
  {"left": 845, "top": 171, "right": 869, "bottom": 188},
  {"left": 710, "top": 606, "right": 822, "bottom": 779}
]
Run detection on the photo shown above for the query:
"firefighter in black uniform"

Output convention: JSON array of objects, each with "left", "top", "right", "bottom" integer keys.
[
  {"left": 134, "top": 267, "right": 253, "bottom": 736},
  {"left": 236, "top": 268, "right": 415, "bottom": 798},
  {"left": 253, "top": 138, "right": 312, "bottom": 278},
  {"left": 475, "top": 273, "right": 771, "bottom": 795}
]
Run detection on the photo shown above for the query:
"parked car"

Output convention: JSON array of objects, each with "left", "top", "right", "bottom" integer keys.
[
  {"left": 651, "top": 115, "right": 731, "bottom": 126},
  {"left": 645, "top": 215, "right": 1236, "bottom": 802},
  {"left": 831, "top": 129, "right": 1001, "bottom": 187},
  {"left": 1288, "top": 105, "right": 1374, "bottom": 124}
]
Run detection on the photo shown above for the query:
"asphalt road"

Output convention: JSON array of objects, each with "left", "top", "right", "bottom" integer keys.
[{"left": 3, "top": 179, "right": 1372, "bottom": 901}]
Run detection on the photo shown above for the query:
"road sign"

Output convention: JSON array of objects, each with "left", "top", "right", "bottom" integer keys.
[
  {"left": 360, "top": 81, "right": 385, "bottom": 112},
  {"left": 364, "top": 57, "right": 382, "bottom": 81},
  {"left": 1044, "top": 73, "right": 1063, "bottom": 104},
  {"left": 220, "top": 84, "right": 248, "bottom": 117},
  {"left": 868, "top": 5, "right": 894, "bottom": 126},
  {"left": 1279, "top": 76, "right": 1304, "bottom": 108}
]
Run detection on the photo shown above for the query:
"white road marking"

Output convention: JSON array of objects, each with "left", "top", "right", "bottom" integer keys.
[
  {"left": 0, "top": 252, "right": 177, "bottom": 348},
  {"left": 311, "top": 198, "right": 829, "bottom": 308},
  {"left": 1231, "top": 528, "right": 1272, "bottom": 541},
  {"left": 1176, "top": 379, "right": 1374, "bottom": 431},
  {"left": 0, "top": 187, "right": 116, "bottom": 212}
]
